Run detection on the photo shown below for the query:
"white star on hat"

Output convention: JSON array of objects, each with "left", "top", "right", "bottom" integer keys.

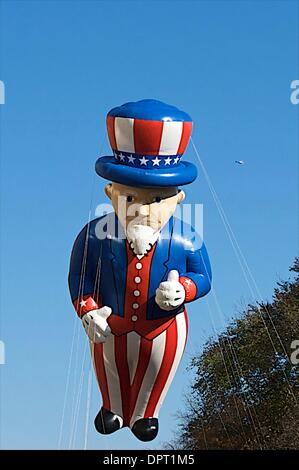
[
  {"left": 164, "top": 157, "right": 172, "bottom": 165},
  {"left": 119, "top": 153, "right": 125, "bottom": 161},
  {"left": 127, "top": 154, "right": 136, "bottom": 164},
  {"left": 80, "top": 299, "right": 87, "bottom": 307},
  {"left": 139, "top": 156, "right": 149, "bottom": 166},
  {"left": 152, "top": 157, "right": 161, "bottom": 166},
  {"left": 173, "top": 156, "right": 180, "bottom": 164}
]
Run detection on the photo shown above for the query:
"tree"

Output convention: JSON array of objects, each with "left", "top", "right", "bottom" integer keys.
[{"left": 169, "top": 259, "right": 299, "bottom": 450}]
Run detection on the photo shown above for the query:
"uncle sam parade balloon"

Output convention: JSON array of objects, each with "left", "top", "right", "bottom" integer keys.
[{"left": 68, "top": 99, "right": 212, "bottom": 441}]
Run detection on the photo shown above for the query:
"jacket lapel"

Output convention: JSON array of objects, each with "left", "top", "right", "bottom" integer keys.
[
  {"left": 148, "top": 217, "right": 175, "bottom": 295},
  {"left": 106, "top": 213, "right": 127, "bottom": 313}
]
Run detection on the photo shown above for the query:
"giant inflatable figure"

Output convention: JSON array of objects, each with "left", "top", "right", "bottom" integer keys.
[{"left": 68, "top": 99, "right": 212, "bottom": 441}]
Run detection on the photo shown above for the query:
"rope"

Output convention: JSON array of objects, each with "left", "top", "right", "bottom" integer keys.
[
  {"left": 188, "top": 248, "right": 264, "bottom": 448},
  {"left": 69, "top": 339, "right": 89, "bottom": 449},
  {"left": 59, "top": 136, "right": 106, "bottom": 448},
  {"left": 64, "top": 135, "right": 108, "bottom": 449},
  {"left": 185, "top": 318, "right": 239, "bottom": 448},
  {"left": 58, "top": 317, "right": 79, "bottom": 448},
  {"left": 84, "top": 365, "right": 93, "bottom": 450},
  {"left": 206, "top": 287, "right": 265, "bottom": 448},
  {"left": 191, "top": 137, "right": 297, "bottom": 405}
]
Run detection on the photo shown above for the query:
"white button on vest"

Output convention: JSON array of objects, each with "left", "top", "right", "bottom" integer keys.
[
  {"left": 131, "top": 315, "right": 138, "bottom": 322},
  {"left": 134, "top": 290, "right": 140, "bottom": 297},
  {"left": 136, "top": 262, "right": 143, "bottom": 270},
  {"left": 134, "top": 276, "right": 141, "bottom": 284},
  {"left": 132, "top": 303, "right": 139, "bottom": 309}
]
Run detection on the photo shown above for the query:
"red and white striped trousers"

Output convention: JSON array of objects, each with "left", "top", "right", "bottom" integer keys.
[{"left": 90, "top": 311, "right": 188, "bottom": 427}]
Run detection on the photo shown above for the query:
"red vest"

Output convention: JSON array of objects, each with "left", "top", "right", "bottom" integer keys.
[{"left": 108, "top": 241, "right": 176, "bottom": 340}]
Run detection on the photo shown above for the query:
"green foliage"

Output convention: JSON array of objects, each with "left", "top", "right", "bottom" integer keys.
[{"left": 170, "top": 259, "right": 299, "bottom": 449}]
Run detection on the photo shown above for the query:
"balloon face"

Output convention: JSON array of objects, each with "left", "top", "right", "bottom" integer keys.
[
  {"left": 68, "top": 100, "right": 212, "bottom": 441},
  {"left": 105, "top": 182, "right": 185, "bottom": 234}
]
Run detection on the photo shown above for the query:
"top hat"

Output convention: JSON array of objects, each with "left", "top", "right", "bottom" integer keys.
[{"left": 95, "top": 99, "right": 197, "bottom": 188}]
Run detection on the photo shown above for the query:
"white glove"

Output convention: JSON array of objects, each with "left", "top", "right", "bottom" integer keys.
[
  {"left": 155, "top": 270, "right": 185, "bottom": 311},
  {"left": 82, "top": 306, "right": 112, "bottom": 343}
]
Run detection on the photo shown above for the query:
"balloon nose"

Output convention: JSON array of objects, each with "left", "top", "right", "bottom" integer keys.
[{"left": 139, "top": 205, "right": 150, "bottom": 216}]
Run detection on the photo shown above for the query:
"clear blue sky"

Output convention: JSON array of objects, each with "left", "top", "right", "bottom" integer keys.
[{"left": 0, "top": 0, "right": 298, "bottom": 450}]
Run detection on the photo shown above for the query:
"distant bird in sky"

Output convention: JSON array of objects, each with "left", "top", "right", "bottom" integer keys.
[{"left": 235, "top": 160, "right": 245, "bottom": 165}]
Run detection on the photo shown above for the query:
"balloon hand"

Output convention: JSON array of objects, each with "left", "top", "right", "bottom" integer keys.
[
  {"left": 82, "top": 306, "right": 112, "bottom": 343},
  {"left": 155, "top": 270, "right": 185, "bottom": 311}
]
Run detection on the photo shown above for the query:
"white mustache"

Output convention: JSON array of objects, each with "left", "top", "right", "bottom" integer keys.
[
  {"left": 126, "top": 223, "right": 156, "bottom": 238},
  {"left": 127, "top": 215, "right": 160, "bottom": 225}
]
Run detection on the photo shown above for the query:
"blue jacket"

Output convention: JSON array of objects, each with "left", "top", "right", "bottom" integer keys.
[{"left": 68, "top": 213, "right": 212, "bottom": 320}]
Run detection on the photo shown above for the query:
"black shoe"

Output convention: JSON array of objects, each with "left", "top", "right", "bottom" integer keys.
[
  {"left": 131, "top": 418, "right": 159, "bottom": 441},
  {"left": 94, "top": 407, "right": 122, "bottom": 435}
]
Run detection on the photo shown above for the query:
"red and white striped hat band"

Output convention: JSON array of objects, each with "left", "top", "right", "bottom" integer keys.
[{"left": 107, "top": 116, "right": 192, "bottom": 169}]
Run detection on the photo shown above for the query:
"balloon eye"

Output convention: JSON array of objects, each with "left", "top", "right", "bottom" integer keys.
[
  {"left": 154, "top": 197, "right": 162, "bottom": 203},
  {"left": 127, "top": 195, "right": 133, "bottom": 202}
]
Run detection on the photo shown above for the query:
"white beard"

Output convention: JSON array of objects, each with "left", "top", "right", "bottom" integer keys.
[{"left": 126, "top": 224, "right": 159, "bottom": 257}]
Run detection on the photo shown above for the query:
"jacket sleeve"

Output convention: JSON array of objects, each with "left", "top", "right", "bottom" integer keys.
[
  {"left": 68, "top": 223, "right": 102, "bottom": 318},
  {"left": 179, "top": 241, "right": 212, "bottom": 303}
]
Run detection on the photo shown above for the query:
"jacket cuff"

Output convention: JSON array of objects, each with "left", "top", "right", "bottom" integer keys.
[
  {"left": 179, "top": 276, "right": 197, "bottom": 302},
  {"left": 73, "top": 295, "right": 101, "bottom": 318}
]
